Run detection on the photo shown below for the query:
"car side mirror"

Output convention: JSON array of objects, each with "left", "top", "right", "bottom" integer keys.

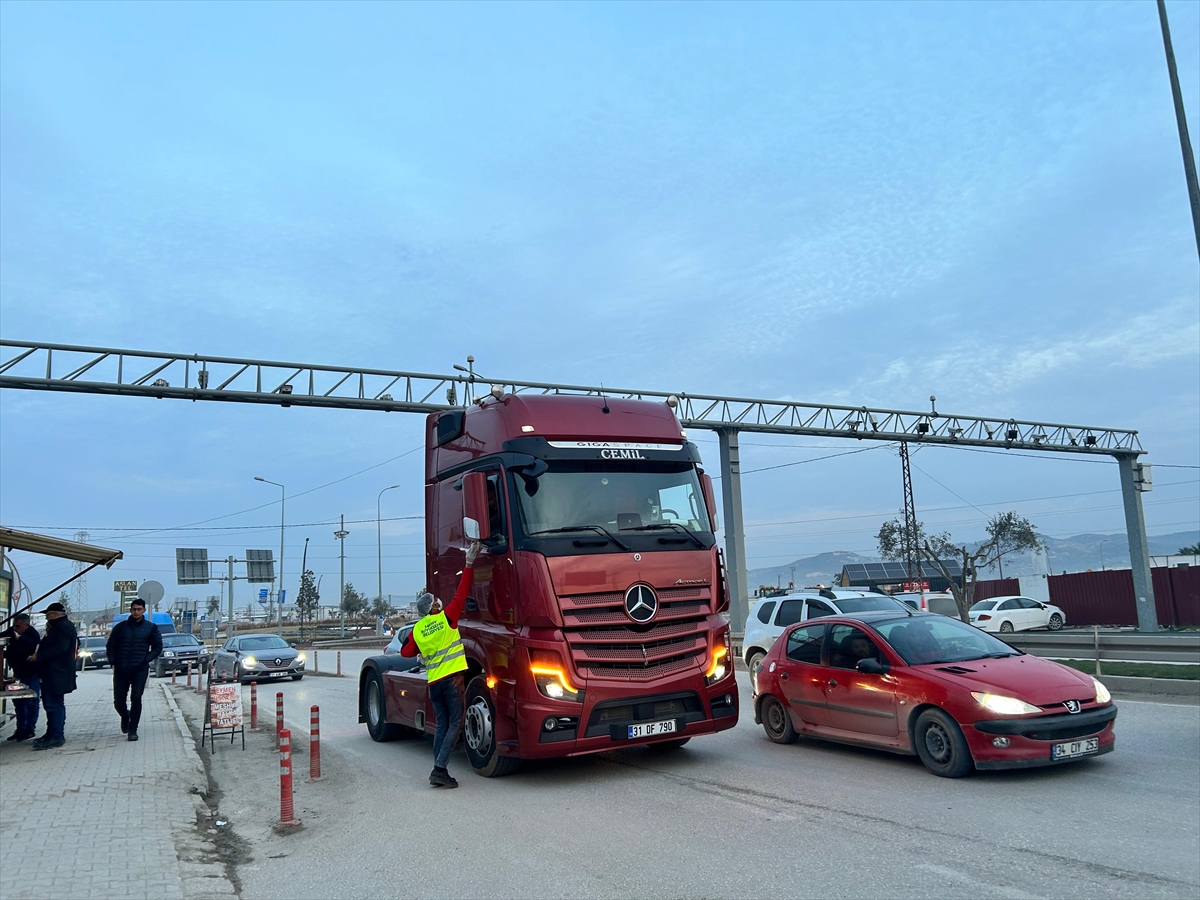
[
  {"left": 289, "top": 642, "right": 297, "bottom": 648},
  {"left": 856, "top": 658, "right": 889, "bottom": 675}
]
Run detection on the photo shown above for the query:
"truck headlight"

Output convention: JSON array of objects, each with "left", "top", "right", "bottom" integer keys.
[
  {"left": 530, "top": 650, "right": 583, "bottom": 703},
  {"left": 1092, "top": 677, "right": 1111, "bottom": 704},
  {"left": 705, "top": 632, "right": 732, "bottom": 685},
  {"left": 241, "top": 656, "right": 257, "bottom": 668},
  {"left": 971, "top": 691, "right": 1040, "bottom": 715}
]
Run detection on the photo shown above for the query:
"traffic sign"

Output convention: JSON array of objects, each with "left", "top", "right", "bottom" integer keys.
[{"left": 280, "top": 589, "right": 286, "bottom": 604}]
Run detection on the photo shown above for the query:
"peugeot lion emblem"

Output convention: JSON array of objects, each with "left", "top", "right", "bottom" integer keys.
[
  {"left": 1064, "top": 700, "right": 1081, "bottom": 714},
  {"left": 624, "top": 584, "right": 658, "bottom": 623}
]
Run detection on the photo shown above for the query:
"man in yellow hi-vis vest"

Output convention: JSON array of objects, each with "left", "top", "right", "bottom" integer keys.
[{"left": 401, "top": 541, "right": 480, "bottom": 787}]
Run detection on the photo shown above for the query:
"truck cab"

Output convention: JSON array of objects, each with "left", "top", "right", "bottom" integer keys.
[{"left": 359, "top": 392, "right": 738, "bottom": 776}]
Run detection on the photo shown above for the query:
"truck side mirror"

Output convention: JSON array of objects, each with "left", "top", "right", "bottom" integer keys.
[
  {"left": 461, "top": 471, "right": 492, "bottom": 542},
  {"left": 700, "top": 473, "right": 719, "bottom": 532}
]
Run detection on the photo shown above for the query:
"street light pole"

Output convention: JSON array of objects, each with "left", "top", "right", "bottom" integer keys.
[
  {"left": 1099, "top": 539, "right": 1110, "bottom": 571},
  {"left": 255, "top": 476, "right": 285, "bottom": 637},
  {"left": 377, "top": 485, "right": 400, "bottom": 634},
  {"left": 335, "top": 515, "right": 348, "bottom": 639}
]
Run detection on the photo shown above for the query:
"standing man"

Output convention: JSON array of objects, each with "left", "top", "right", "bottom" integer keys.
[
  {"left": 30, "top": 601, "right": 77, "bottom": 750},
  {"left": 1, "top": 612, "right": 41, "bottom": 741},
  {"left": 106, "top": 598, "right": 163, "bottom": 741},
  {"left": 401, "top": 541, "right": 480, "bottom": 787}
]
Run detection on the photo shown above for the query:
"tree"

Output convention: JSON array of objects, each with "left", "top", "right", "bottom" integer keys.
[
  {"left": 297, "top": 569, "right": 320, "bottom": 636},
  {"left": 57, "top": 591, "right": 72, "bottom": 617},
  {"left": 341, "top": 583, "right": 369, "bottom": 626},
  {"left": 371, "top": 595, "right": 394, "bottom": 621},
  {"left": 1178, "top": 542, "right": 1200, "bottom": 555},
  {"left": 878, "top": 510, "right": 1042, "bottom": 624}
]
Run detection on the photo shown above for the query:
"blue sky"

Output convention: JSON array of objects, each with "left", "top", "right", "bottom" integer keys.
[{"left": 2, "top": 1, "right": 1197, "bottom": 609}]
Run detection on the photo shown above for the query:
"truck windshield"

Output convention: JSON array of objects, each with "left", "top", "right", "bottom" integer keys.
[{"left": 517, "top": 461, "right": 712, "bottom": 536}]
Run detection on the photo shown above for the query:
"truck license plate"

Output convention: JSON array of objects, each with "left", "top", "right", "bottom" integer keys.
[
  {"left": 628, "top": 719, "right": 676, "bottom": 739},
  {"left": 1052, "top": 737, "right": 1099, "bottom": 760}
]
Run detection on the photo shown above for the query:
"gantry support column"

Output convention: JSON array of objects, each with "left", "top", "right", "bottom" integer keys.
[
  {"left": 717, "top": 429, "right": 749, "bottom": 631},
  {"left": 1117, "top": 454, "right": 1159, "bottom": 632}
]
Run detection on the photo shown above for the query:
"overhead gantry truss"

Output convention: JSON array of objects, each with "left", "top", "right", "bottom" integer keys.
[{"left": 0, "top": 341, "right": 1142, "bottom": 456}]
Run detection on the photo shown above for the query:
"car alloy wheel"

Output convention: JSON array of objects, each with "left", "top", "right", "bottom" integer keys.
[
  {"left": 999, "top": 620, "right": 1015, "bottom": 633},
  {"left": 1048, "top": 614, "right": 1063, "bottom": 631},
  {"left": 463, "top": 676, "right": 520, "bottom": 777}
]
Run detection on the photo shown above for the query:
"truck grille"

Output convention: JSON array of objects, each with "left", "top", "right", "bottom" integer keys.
[{"left": 559, "top": 588, "right": 711, "bottom": 680}]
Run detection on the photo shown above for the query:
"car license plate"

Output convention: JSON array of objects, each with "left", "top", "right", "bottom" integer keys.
[
  {"left": 1052, "top": 737, "right": 1099, "bottom": 760},
  {"left": 269, "top": 671, "right": 288, "bottom": 678},
  {"left": 628, "top": 719, "right": 676, "bottom": 739}
]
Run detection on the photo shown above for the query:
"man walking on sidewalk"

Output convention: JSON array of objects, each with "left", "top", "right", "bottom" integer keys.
[
  {"left": 106, "top": 599, "right": 163, "bottom": 741},
  {"left": 1, "top": 612, "right": 41, "bottom": 741},
  {"left": 401, "top": 541, "right": 480, "bottom": 788},
  {"left": 30, "top": 602, "right": 77, "bottom": 750}
]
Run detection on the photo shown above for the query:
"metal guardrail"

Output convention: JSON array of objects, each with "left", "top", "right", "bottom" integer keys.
[{"left": 731, "top": 630, "right": 1200, "bottom": 665}]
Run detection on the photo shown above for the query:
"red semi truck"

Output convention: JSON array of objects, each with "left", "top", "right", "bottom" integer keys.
[{"left": 357, "top": 392, "right": 739, "bottom": 776}]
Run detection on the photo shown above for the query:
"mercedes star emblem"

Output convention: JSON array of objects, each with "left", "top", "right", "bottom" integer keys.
[{"left": 624, "top": 584, "right": 658, "bottom": 623}]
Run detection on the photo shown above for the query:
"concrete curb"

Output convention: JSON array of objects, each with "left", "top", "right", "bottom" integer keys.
[
  {"left": 160, "top": 682, "right": 208, "bottom": 794},
  {"left": 1098, "top": 674, "right": 1200, "bottom": 702}
]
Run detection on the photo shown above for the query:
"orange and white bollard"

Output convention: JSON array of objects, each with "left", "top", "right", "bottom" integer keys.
[
  {"left": 336, "top": 652, "right": 342, "bottom": 677},
  {"left": 250, "top": 682, "right": 258, "bottom": 731},
  {"left": 314, "top": 650, "right": 319, "bottom": 673},
  {"left": 276, "top": 691, "right": 284, "bottom": 746},
  {"left": 171, "top": 666, "right": 177, "bottom": 684},
  {"left": 186, "top": 662, "right": 193, "bottom": 688},
  {"left": 308, "top": 706, "right": 322, "bottom": 782},
  {"left": 196, "top": 663, "right": 205, "bottom": 693},
  {"left": 276, "top": 729, "right": 301, "bottom": 829}
]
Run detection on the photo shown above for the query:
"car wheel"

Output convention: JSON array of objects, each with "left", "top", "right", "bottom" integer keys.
[
  {"left": 746, "top": 650, "right": 765, "bottom": 673},
  {"left": 913, "top": 708, "right": 974, "bottom": 778},
  {"left": 364, "top": 671, "right": 404, "bottom": 742},
  {"left": 463, "top": 676, "right": 521, "bottom": 777},
  {"left": 999, "top": 620, "right": 1015, "bottom": 633},
  {"left": 760, "top": 696, "right": 798, "bottom": 744},
  {"left": 1047, "top": 614, "right": 1063, "bottom": 631},
  {"left": 291, "top": 674, "right": 304, "bottom": 681},
  {"left": 155, "top": 662, "right": 165, "bottom": 678}
]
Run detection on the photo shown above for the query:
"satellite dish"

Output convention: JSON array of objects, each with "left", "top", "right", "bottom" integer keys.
[{"left": 137, "top": 580, "right": 165, "bottom": 605}]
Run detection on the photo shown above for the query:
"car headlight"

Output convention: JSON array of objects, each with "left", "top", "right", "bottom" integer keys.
[
  {"left": 163, "top": 651, "right": 175, "bottom": 657},
  {"left": 79, "top": 650, "right": 93, "bottom": 657},
  {"left": 297, "top": 653, "right": 307, "bottom": 663},
  {"left": 529, "top": 650, "right": 583, "bottom": 702},
  {"left": 241, "top": 656, "right": 257, "bottom": 668},
  {"left": 971, "top": 691, "right": 1040, "bottom": 716},
  {"left": 705, "top": 633, "right": 732, "bottom": 685},
  {"left": 1092, "top": 677, "right": 1111, "bottom": 704}
]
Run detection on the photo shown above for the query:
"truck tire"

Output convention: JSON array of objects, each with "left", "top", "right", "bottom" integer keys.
[
  {"left": 463, "top": 676, "right": 521, "bottom": 777},
  {"left": 364, "top": 670, "right": 404, "bottom": 742}
]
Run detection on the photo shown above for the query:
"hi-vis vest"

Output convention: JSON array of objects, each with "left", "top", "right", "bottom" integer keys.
[{"left": 413, "top": 612, "right": 468, "bottom": 683}]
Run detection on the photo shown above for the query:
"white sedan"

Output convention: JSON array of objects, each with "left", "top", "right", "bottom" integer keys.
[{"left": 969, "top": 596, "right": 1066, "bottom": 633}]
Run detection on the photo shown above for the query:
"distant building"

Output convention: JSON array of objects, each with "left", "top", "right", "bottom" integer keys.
[
  {"left": 1150, "top": 554, "right": 1197, "bottom": 569},
  {"left": 839, "top": 560, "right": 963, "bottom": 593}
]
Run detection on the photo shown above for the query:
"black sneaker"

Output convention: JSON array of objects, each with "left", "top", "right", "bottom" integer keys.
[
  {"left": 13, "top": 730, "right": 33, "bottom": 742},
  {"left": 127, "top": 731, "right": 139, "bottom": 742},
  {"left": 120, "top": 713, "right": 129, "bottom": 734},
  {"left": 429, "top": 768, "right": 458, "bottom": 789},
  {"left": 33, "top": 737, "right": 64, "bottom": 750}
]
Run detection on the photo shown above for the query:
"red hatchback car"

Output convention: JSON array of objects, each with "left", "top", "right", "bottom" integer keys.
[{"left": 752, "top": 611, "right": 1117, "bottom": 777}]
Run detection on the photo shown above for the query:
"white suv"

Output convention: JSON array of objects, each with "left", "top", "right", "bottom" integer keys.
[{"left": 741, "top": 590, "right": 909, "bottom": 671}]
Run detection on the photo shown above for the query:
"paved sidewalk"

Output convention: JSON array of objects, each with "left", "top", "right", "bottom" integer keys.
[{"left": 0, "top": 670, "right": 237, "bottom": 900}]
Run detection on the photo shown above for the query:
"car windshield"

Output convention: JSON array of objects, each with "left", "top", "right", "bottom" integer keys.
[
  {"left": 873, "top": 616, "right": 1022, "bottom": 665},
  {"left": 83, "top": 637, "right": 106, "bottom": 649},
  {"left": 970, "top": 600, "right": 998, "bottom": 611},
  {"left": 162, "top": 634, "right": 201, "bottom": 647},
  {"left": 240, "top": 636, "right": 290, "bottom": 651},
  {"left": 517, "top": 461, "right": 712, "bottom": 536},
  {"left": 833, "top": 597, "right": 906, "bottom": 613}
]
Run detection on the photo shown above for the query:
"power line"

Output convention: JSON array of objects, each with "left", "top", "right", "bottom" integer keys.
[{"left": 741, "top": 444, "right": 891, "bottom": 474}]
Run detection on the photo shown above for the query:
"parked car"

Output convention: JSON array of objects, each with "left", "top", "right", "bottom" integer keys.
[
  {"left": 891, "top": 591, "right": 958, "bottom": 617},
  {"left": 76, "top": 636, "right": 109, "bottom": 670},
  {"left": 383, "top": 624, "right": 415, "bottom": 655},
  {"left": 752, "top": 611, "right": 1116, "bottom": 777},
  {"left": 969, "top": 596, "right": 1065, "bottom": 633},
  {"left": 742, "top": 590, "right": 910, "bottom": 671},
  {"left": 213, "top": 634, "right": 306, "bottom": 683},
  {"left": 155, "top": 633, "right": 210, "bottom": 677}
]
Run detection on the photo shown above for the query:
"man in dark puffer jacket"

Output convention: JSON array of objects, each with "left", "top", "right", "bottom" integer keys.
[{"left": 106, "top": 599, "right": 163, "bottom": 741}]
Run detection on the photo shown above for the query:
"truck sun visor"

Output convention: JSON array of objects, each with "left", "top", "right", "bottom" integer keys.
[{"left": 436, "top": 410, "right": 466, "bottom": 445}]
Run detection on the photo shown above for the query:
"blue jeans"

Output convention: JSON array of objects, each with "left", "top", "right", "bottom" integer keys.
[
  {"left": 41, "top": 688, "right": 66, "bottom": 741},
  {"left": 429, "top": 673, "right": 464, "bottom": 769},
  {"left": 15, "top": 674, "right": 40, "bottom": 734}
]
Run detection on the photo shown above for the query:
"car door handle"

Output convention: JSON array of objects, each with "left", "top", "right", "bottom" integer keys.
[{"left": 828, "top": 678, "right": 838, "bottom": 687}]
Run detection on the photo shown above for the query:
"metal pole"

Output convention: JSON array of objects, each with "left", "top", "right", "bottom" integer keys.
[
  {"left": 227, "top": 556, "right": 235, "bottom": 639},
  {"left": 377, "top": 485, "right": 399, "bottom": 635},
  {"left": 1116, "top": 454, "right": 1159, "bottom": 632},
  {"left": 716, "top": 429, "right": 749, "bottom": 631},
  {"left": 278, "top": 484, "right": 285, "bottom": 637},
  {"left": 335, "top": 515, "right": 348, "bottom": 639},
  {"left": 1156, "top": 0, "right": 1200, "bottom": 261}
]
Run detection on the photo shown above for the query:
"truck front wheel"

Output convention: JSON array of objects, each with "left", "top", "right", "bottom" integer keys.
[{"left": 463, "top": 676, "right": 521, "bottom": 777}]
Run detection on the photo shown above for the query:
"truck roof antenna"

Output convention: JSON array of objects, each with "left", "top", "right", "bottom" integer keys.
[{"left": 600, "top": 384, "right": 610, "bottom": 414}]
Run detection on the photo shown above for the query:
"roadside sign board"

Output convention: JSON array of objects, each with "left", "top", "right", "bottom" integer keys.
[
  {"left": 209, "top": 684, "right": 243, "bottom": 729},
  {"left": 259, "top": 588, "right": 268, "bottom": 605}
]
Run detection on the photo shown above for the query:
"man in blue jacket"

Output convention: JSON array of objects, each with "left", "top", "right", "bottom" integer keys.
[
  {"left": 1, "top": 612, "right": 41, "bottom": 741},
  {"left": 106, "top": 599, "right": 163, "bottom": 742}
]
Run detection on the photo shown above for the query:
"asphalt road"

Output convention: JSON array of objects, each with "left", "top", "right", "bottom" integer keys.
[{"left": 213, "top": 654, "right": 1199, "bottom": 899}]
